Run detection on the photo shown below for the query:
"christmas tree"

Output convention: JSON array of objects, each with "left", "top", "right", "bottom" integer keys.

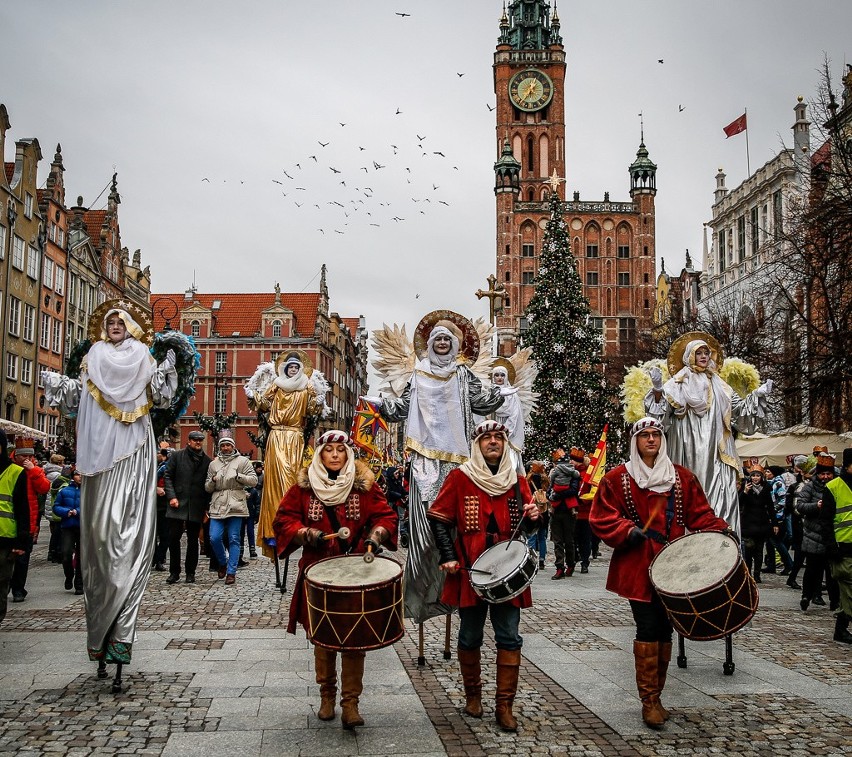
[{"left": 523, "top": 189, "right": 616, "bottom": 459}]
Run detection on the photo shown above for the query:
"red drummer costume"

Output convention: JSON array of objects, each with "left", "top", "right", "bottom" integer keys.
[
  {"left": 590, "top": 417, "right": 729, "bottom": 729},
  {"left": 272, "top": 431, "right": 397, "bottom": 729},
  {"left": 427, "top": 420, "right": 538, "bottom": 732}
]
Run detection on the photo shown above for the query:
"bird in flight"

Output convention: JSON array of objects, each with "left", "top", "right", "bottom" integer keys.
[
  {"left": 201, "top": 177, "right": 210, "bottom": 182},
  {"left": 335, "top": 230, "right": 344, "bottom": 234},
  {"left": 438, "top": 200, "right": 449, "bottom": 206},
  {"left": 678, "top": 105, "right": 685, "bottom": 112},
  {"left": 329, "top": 166, "right": 341, "bottom": 174},
  {"left": 272, "top": 179, "right": 283, "bottom": 185},
  {"left": 433, "top": 151, "right": 445, "bottom": 157},
  {"left": 318, "top": 141, "right": 329, "bottom": 147},
  {"left": 395, "top": 107, "right": 402, "bottom": 115},
  {"left": 358, "top": 146, "right": 366, "bottom": 151},
  {"left": 432, "top": 184, "right": 439, "bottom": 190},
  {"left": 395, "top": 12, "right": 410, "bottom": 17},
  {"left": 295, "top": 163, "right": 301, "bottom": 169},
  {"left": 658, "top": 59, "right": 664, "bottom": 64},
  {"left": 282, "top": 170, "right": 293, "bottom": 179},
  {"left": 415, "top": 293, "right": 420, "bottom": 298},
  {"left": 373, "top": 161, "right": 386, "bottom": 169},
  {"left": 416, "top": 134, "right": 426, "bottom": 141},
  {"left": 296, "top": 187, "right": 307, "bottom": 191},
  {"left": 339, "top": 122, "right": 346, "bottom": 127},
  {"left": 360, "top": 166, "right": 369, "bottom": 172},
  {"left": 457, "top": 73, "right": 464, "bottom": 77},
  {"left": 317, "top": 229, "right": 325, "bottom": 234},
  {"left": 294, "top": 202, "right": 302, "bottom": 207},
  {"left": 486, "top": 103, "right": 495, "bottom": 112},
  {"left": 391, "top": 144, "right": 398, "bottom": 154},
  {"left": 309, "top": 155, "right": 317, "bottom": 162},
  {"left": 370, "top": 223, "right": 380, "bottom": 227}
]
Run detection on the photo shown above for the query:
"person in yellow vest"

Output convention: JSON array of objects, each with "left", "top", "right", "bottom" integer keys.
[
  {"left": 0, "top": 430, "right": 31, "bottom": 625},
  {"left": 824, "top": 447, "right": 852, "bottom": 644}
]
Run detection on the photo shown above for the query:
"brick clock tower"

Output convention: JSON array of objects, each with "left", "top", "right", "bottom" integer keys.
[{"left": 492, "top": 1, "right": 657, "bottom": 365}]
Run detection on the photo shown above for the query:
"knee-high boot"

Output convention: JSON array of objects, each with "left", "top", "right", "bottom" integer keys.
[
  {"left": 657, "top": 641, "right": 672, "bottom": 721},
  {"left": 314, "top": 646, "right": 338, "bottom": 721},
  {"left": 633, "top": 640, "right": 665, "bottom": 729},
  {"left": 340, "top": 651, "right": 366, "bottom": 729},
  {"left": 457, "top": 648, "right": 483, "bottom": 718},
  {"left": 495, "top": 648, "right": 521, "bottom": 732}
]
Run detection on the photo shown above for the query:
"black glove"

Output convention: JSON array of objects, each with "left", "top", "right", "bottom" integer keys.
[
  {"left": 627, "top": 527, "right": 648, "bottom": 546},
  {"left": 430, "top": 519, "right": 458, "bottom": 565}
]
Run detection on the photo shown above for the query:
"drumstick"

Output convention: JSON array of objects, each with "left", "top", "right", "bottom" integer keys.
[
  {"left": 363, "top": 544, "right": 375, "bottom": 563},
  {"left": 459, "top": 566, "right": 492, "bottom": 576},
  {"left": 322, "top": 527, "right": 351, "bottom": 542},
  {"left": 641, "top": 500, "right": 666, "bottom": 534}
]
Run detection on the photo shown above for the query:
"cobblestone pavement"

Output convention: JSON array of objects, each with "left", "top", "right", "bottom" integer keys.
[{"left": 1, "top": 541, "right": 851, "bottom": 755}]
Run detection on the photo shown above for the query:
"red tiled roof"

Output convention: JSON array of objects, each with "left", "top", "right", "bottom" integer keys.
[
  {"left": 342, "top": 318, "right": 360, "bottom": 336},
  {"left": 811, "top": 139, "right": 831, "bottom": 169},
  {"left": 4, "top": 162, "right": 13, "bottom": 184},
  {"left": 151, "top": 292, "right": 322, "bottom": 338},
  {"left": 83, "top": 209, "right": 107, "bottom": 245}
]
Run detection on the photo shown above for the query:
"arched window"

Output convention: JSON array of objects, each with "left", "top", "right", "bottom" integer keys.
[
  {"left": 272, "top": 319, "right": 282, "bottom": 337},
  {"left": 539, "top": 134, "right": 549, "bottom": 177},
  {"left": 526, "top": 135, "right": 534, "bottom": 173},
  {"left": 190, "top": 320, "right": 200, "bottom": 337}
]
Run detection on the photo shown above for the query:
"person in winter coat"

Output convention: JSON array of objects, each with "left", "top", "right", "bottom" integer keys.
[
  {"left": 796, "top": 452, "right": 840, "bottom": 611},
  {"left": 526, "top": 461, "right": 550, "bottom": 569},
  {"left": 53, "top": 470, "right": 84, "bottom": 594},
  {"left": 738, "top": 464, "right": 777, "bottom": 583},
  {"left": 9, "top": 443, "right": 51, "bottom": 603},
  {"left": 42, "top": 454, "right": 65, "bottom": 563},
  {"left": 548, "top": 447, "right": 584, "bottom": 579},
  {"left": 204, "top": 435, "right": 257, "bottom": 585},
  {"left": 0, "top": 430, "right": 30, "bottom": 624},
  {"left": 784, "top": 455, "right": 811, "bottom": 590},
  {"left": 163, "top": 431, "right": 212, "bottom": 584}
]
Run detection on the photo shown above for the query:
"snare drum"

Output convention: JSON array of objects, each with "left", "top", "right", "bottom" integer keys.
[
  {"left": 469, "top": 540, "right": 538, "bottom": 604},
  {"left": 304, "top": 555, "right": 404, "bottom": 651},
  {"left": 649, "top": 531, "right": 758, "bottom": 640}
]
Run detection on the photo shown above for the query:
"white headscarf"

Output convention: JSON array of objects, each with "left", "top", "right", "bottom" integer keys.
[
  {"left": 671, "top": 339, "right": 731, "bottom": 420},
  {"left": 308, "top": 437, "right": 357, "bottom": 505},
  {"left": 492, "top": 367, "right": 524, "bottom": 450},
  {"left": 274, "top": 356, "right": 309, "bottom": 392},
  {"left": 426, "top": 326, "right": 460, "bottom": 377},
  {"left": 460, "top": 426, "right": 518, "bottom": 496},
  {"left": 625, "top": 417, "right": 677, "bottom": 493}
]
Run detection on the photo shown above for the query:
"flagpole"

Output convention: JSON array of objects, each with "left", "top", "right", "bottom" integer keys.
[{"left": 744, "top": 107, "right": 751, "bottom": 175}]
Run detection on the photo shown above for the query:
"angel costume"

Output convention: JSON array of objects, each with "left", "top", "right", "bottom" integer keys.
[
  {"left": 253, "top": 355, "right": 324, "bottom": 559},
  {"left": 379, "top": 325, "right": 503, "bottom": 622},
  {"left": 492, "top": 366, "right": 526, "bottom": 473},
  {"left": 644, "top": 339, "right": 768, "bottom": 536},
  {"left": 44, "top": 307, "right": 177, "bottom": 663}
]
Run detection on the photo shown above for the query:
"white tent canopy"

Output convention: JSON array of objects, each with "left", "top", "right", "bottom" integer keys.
[
  {"left": 736, "top": 425, "right": 850, "bottom": 467},
  {"left": 0, "top": 418, "right": 50, "bottom": 442}
]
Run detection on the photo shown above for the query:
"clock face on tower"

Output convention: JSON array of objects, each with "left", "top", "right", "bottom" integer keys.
[{"left": 508, "top": 69, "right": 554, "bottom": 112}]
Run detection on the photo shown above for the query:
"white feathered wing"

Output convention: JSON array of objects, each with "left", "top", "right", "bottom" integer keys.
[{"left": 370, "top": 323, "right": 416, "bottom": 398}]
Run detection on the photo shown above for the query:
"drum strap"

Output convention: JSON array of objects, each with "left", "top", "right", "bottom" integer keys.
[{"left": 324, "top": 505, "right": 353, "bottom": 554}]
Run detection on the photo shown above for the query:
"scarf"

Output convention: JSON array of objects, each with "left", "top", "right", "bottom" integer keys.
[
  {"left": 426, "top": 326, "right": 460, "bottom": 378},
  {"left": 308, "top": 444, "right": 357, "bottom": 505},
  {"left": 273, "top": 365, "right": 309, "bottom": 392},
  {"left": 671, "top": 339, "right": 732, "bottom": 421},
  {"left": 460, "top": 436, "right": 517, "bottom": 496},
  {"left": 625, "top": 423, "right": 677, "bottom": 494}
]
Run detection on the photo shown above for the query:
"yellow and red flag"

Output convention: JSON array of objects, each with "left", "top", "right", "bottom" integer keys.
[
  {"left": 580, "top": 423, "right": 608, "bottom": 501},
  {"left": 351, "top": 398, "right": 389, "bottom": 457}
]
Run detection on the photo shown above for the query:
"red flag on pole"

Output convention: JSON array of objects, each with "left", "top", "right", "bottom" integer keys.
[
  {"left": 579, "top": 423, "right": 608, "bottom": 501},
  {"left": 723, "top": 113, "right": 747, "bottom": 138}
]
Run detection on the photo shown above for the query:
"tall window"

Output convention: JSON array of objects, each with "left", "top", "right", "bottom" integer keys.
[
  {"left": 23, "top": 305, "right": 35, "bottom": 342},
  {"left": 6, "top": 353, "right": 18, "bottom": 381},
  {"left": 214, "top": 385, "right": 227, "bottom": 414},
  {"left": 617, "top": 272, "right": 630, "bottom": 286},
  {"left": 589, "top": 316, "right": 604, "bottom": 333},
  {"left": 55, "top": 266, "right": 65, "bottom": 294},
  {"left": 737, "top": 216, "right": 746, "bottom": 262},
  {"left": 617, "top": 245, "right": 630, "bottom": 259},
  {"left": 586, "top": 271, "right": 599, "bottom": 285},
  {"left": 43, "top": 257, "right": 54, "bottom": 289},
  {"left": 772, "top": 190, "right": 783, "bottom": 235},
  {"left": 521, "top": 244, "right": 535, "bottom": 258},
  {"left": 52, "top": 320, "right": 62, "bottom": 353},
  {"left": 24, "top": 193, "right": 33, "bottom": 218},
  {"left": 12, "top": 236, "right": 24, "bottom": 270},
  {"left": 521, "top": 271, "right": 534, "bottom": 284},
  {"left": 191, "top": 320, "right": 200, "bottom": 337},
  {"left": 618, "top": 317, "right": 636, "bottom": 347},
  {"left": 8, "top": 297, "right": 20, "bottom": 336},
  {"left": 20, "top": 358, "right": 32, "bottom": 385},
  {"left": 0, "top": 224, "right": 6, "bottom": 260},
  {"left": 27, "top": 245, "right": 40, "bottom": 279},
  {"left": 586, "top": 244, "right": 599, "bottom": 258},
  {"left": 750, "top": 206, "right": 759, "bottom": 255},
  {"left": 272, "top": 320, "right": 282, "bottom": 337},
  {"left": 215, "top": 351, "right": 227, "bottom": 373},
  {"left": 718, "top": 229, "right": 726, "bottom": 273}
]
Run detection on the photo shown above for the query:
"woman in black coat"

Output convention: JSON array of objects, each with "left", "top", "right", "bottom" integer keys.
[{"left": 738, "top": 465, "right": 777, "bottom": 583}]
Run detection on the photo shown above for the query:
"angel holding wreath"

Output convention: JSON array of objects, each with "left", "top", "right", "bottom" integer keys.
[
  {"left": 245, "top": 351, "right": 330, "bottom": 560},
  {"left": 639, "top": 332, "right": 772, "bottom": 537},
  {"left": 367, "top": 310, "right": 504, "bottom": 623}
]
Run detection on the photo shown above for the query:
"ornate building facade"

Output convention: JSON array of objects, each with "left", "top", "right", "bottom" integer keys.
[{"left": 492, "top": 1, "right": 657, "bottom": 364}]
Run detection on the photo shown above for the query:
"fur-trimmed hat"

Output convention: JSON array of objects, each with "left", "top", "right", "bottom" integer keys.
[
  {"left": 472, "top": 420, "right": 508, "bottom": 440},
  {"left": 14, "top": 437, "right": 35, "bottom": 456},
  {"left": 815, "top": 452, "right": 836, "bottom": 474},
  {"left": 569, "top": 446, "right": 585, "bottom": 463},
  {"left": 316, "top": 430, "right": 352, "bottom": 447}
]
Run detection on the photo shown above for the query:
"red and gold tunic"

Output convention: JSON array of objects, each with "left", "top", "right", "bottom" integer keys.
[
  {"left": 590, "top": 463, "right": 727, "bottom": 602},
  {"left": 272, "top": 461, "right": 398, "bottom": 635},
  {"left": 427, "top": 468, "right": 533, "bottom": 609}
]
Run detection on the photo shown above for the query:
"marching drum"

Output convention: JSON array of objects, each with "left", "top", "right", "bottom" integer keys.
[
  {"left": 304, "top": 555, "right": 404, "bottom": 651},
  {"left": 649, "top": 531, "right": 758, "bottom": 641},
  {"left": 469, "top": 540, "right": 538, "bottom": 604}
]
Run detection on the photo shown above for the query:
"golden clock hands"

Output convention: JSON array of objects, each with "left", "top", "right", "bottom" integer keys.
[{"left": 522, "top": 80, "right": 539, "bottom": 100}]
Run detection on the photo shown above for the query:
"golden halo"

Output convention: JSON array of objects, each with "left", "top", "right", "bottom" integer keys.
[
  {"left": 667, "top": 331, "right": 725, "bottom": 377},
  {"left": 88, "top": 299, "right": 154, "bottom": 346},
  {"left": 413, "top": 309, "right": 479, "bottom": 362},
  {"left": 274, "top": 349, "right": 314, "bottom": 377},
  {"left": 490, "top": 357, "right": 516, "bottom": 386}
]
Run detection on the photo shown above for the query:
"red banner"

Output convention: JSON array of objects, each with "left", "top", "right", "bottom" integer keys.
[{"left": 723, "top": 113, "right": 747, "bottom": 138}]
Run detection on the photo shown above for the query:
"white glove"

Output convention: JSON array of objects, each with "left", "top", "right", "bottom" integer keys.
[
  {"left": 361, "top": 395, "right": 383, "bottom": 408},
  {"left": 161, "top": 349, "right": 177, "bottom": 371},
  {"left": 756, "top": 379, "right": 773, "bottom": 398},
  {"left": 649, "top": 366, "right": 663, "bottom": 391}
]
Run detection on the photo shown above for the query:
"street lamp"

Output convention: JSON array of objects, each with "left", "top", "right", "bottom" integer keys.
[{"left": 152, "top": 296, "right": 179, "bottom": 331}]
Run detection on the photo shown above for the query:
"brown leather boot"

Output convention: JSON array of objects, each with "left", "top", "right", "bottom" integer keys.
[
  {"left": 340, "top": 651, "right": 365, "bottom": 729},
  {"left": 495, "top": 648, "right": 521, "bottom": 731},
  {"left": 457, "top": 648, "right": 483, "bottom": 718},
  {"left": 657, "top": 641, "right": 672, "bottom": 721},
  {"left": 314, "top": 646, "right": 337, "bottom": 721},
  {"left": 634, "top": 640, "right": 664, "bottom": 729}
]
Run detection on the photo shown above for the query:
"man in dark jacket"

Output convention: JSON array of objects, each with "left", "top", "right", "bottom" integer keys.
[
  {"left": 548, "top": 447, "right": 584, "bottom": 579},
  {"left": 0, "top": 430, "right": 30, "bottom": 623},
  {"left": 824, "top": 447, "right": 852, "bottom": 644},
  {"left": 163, "top": 431, "right": 211, "bottom": 584}
]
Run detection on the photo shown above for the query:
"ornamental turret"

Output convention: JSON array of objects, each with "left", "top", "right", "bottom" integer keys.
[
  {"left": 494, "top": 138, "right": 521, "bottom": 195},
  {"left": 629, "top": 139, "right": 657, "bottom": 197},
  {"left": 501, "top": 0, "right": 562, "bottom": 49}
]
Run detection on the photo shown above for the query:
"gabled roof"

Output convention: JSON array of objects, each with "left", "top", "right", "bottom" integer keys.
[
  {"left": 83, "top": 209, "right": 107, "bottom": 245},
  {"left": 152, "top": 292, "right": 321, "bottom": 338},
  {"left": 342, "top": 318, "right": 361, "bottom": 336}
]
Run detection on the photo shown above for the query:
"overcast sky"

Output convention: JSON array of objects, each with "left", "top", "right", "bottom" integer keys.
[{"left": 2, "top": 1, "right": 850, "bottom": 388}]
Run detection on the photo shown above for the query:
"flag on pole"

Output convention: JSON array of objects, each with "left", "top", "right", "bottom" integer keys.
[
  {"left": 723, "top": 113, "right": 747, "bottom": 138},
  {"left": 579, "top": 423, "right": 608, "bottom": 501},
  {"left": 350, "top": 398, "right": 389, "bottom": 457}
]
